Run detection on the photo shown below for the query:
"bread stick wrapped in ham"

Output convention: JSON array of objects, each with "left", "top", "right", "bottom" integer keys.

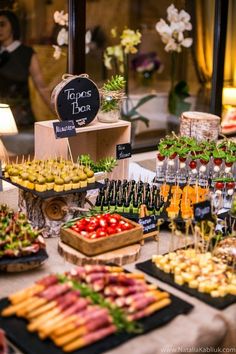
[
  {"left": 53, "top": 309, "right": 112, "bottom": 346},
  {"left": 104, "top": 284, "right": 154, "bottom": 297},
  {"left": 17, "top": 283, "right": 72, "bottom": 317},
  {"left": 28, "top": 297, "right": 90, "bottom": 333},
  {"left": 63, "top": 324, "right": 117, "bottom": 352},
  {"left": 128, "top": 298, "right": 171, "bottom": 321}
]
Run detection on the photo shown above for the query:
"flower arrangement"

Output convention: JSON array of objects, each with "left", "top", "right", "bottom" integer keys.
[
  {"left": 104, "top": 27, "right": 156, "bottom": 128},
  {"left": 104, "top": 28, "right": 141, "bottom": 74},
  {"left": 53, "top": 10, "right": 92, "bottom": 60},
  {"left": 131, "top": 52, "right": 163, "bottom": 81},
  {"left": 155, "top": 4, "right": 193, "bottom": 116}
]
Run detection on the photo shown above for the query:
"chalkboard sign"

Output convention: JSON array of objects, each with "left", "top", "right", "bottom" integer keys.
[
  {"left": 116, "top": 143, "right": 132, "bottom": 160},
  {"left": 53, "top": 120, "right": 76, "bottom": 139},
  {"left": 193, "top": 200, "right": 212, "bottom": 221},
  {"left": 52, "top": 75, "right": 100, "bottom": 128},
  {"left": 138, "top": 215, "right": 157, "bottom": 234}
]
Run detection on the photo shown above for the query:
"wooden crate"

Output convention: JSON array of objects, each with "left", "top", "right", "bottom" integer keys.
[
  {"left": 60, "top": 216, "right": 143, "bottom": 256},
  {"left": 34, "top": 118, "right": 131, "bottom": 180}
]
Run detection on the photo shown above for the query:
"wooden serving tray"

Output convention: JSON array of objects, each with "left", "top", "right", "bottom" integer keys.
[{"left": 60, "top": 216, "right": 143, "bottom": 256}]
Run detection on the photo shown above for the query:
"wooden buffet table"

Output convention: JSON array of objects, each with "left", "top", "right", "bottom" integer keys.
[{"left": 1, "top": 233, "right": 235, "bottom": 354}]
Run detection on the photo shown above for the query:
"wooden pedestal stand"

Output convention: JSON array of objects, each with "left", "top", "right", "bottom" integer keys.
[
  {"left": 34, "top": 119, "right": 131, "bottom": 180},
  {"left": 18, "top": 190, "right": 86, "bottom": 237},
  {"left": 58, "top": 240, "right": 141, "bottom": 266}
]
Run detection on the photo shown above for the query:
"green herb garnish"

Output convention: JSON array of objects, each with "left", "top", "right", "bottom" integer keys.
[{"left": 58, "top": 275, "right": 142, "bottom": 334}]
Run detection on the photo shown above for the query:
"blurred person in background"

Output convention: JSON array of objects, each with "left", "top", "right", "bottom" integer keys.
[{"left": 0, "top": 10, "right": 51, "bottom": 129}]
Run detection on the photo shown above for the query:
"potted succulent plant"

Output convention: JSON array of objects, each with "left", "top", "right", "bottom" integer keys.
[{"left": 98, "top": 75, "right": 126, "bottom": 123}]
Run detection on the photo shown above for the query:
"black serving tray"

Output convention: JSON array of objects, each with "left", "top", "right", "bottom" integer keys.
[
  {"left": 0, "top": 248, "right": 48, "bottom": 267},
  {"left": 0, "top": 290, "right": 193, "bottom": 354},
  {"left": 0, "top": 176, "right": 103, "bottom": 199},
  {"left": 136, "top": 259, "right": 236, "bottom": 310}
]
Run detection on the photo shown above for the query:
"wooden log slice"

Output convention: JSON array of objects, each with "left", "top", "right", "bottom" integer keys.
[
  {"left": 58, "top": 240, "right": 141, "bottom": 266},
  {"left": 0, "top": 260, "right": 46, "bottom": 273},
  {"left": 180, "top": 111, "right": 220, "bottom": 141}
]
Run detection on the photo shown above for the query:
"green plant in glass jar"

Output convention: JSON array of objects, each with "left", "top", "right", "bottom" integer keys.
[{"left": 98, "top": 75, "right": 125, "bottom": 123}]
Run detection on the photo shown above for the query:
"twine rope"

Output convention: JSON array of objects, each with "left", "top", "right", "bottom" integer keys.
[
  {"left": 62, "top": 73, "right": 89, "bottom": 81},
  {"left": 99, "top": 88, "right": 126, "bottom": 101}
]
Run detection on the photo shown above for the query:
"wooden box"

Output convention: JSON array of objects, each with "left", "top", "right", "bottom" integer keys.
[
  {"left": 60, "top": 217, "right": 143, "bottom": 256},
  {"left": 34, "top": 119, "right": 131, "bottom": 180}
]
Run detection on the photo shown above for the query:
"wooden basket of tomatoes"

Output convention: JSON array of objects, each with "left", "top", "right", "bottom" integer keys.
[{"left": 60, "top": 213, "right": 143, "bottom": 256}]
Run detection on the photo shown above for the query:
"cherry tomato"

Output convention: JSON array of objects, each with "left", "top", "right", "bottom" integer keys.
[
  {"left": 115, "top": 226, "right": 122, "bottom": 233},
  {"left": 106, "top": 226, "right": 117, "bottom": 235},
  {"left": 112, "top": 214, "right": 121, "bottom": 221},
  {"left": 96, "top": 228, "right": 108, "bottom": 238},
  {"left": 226, "top": 182, "right": 235, "bottom": 189},
  {"left": 108, "top": 217, "right": 118, "bottom": 225},
  {"left": 189, "top": 161, "right": 197, "bottom": 169},
  {"left": 98, "top": 217, "right": 108, "bottom": 228},
  {"left": 89, "top": 232, "right": 98, "bottom": 239},
  {"left": 76, "top": 219, "right": 87, "bottom": 229},
  {"left": 200, "top": 159, "right": 209, "bottom": 165},
  {"left": 95, "top": 214, "right": 103, "bottom": 219},
  {"left": 86, "top": 224, "right": 97, "bottom": 232},
  {"left": 215, "top": 182, "right": 224, "bottom": 190},
  {"left": 225, "top": 162, "right": 233, "bottom": 167},
  {"left": 80, "top": 230, "right": 90, "bottom": 238},
  {"left": 157, "top": 153, "right": 165, "bottom": 161},
  {"left": 71, "top": 225, "right": 79, "bottom": 232},
  {"left": 169, "top": 152, "right": 177, "bottom": 159},
  {"left": 120, "top": 222, "right": 132, "bottom": 231},
  {"left": 214, "top": 158, "right": 222, "bottom": 166}
]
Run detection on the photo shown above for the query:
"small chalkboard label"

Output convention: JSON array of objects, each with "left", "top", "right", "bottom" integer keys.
[
  {"left": 53, "top": 76, "right": 100, "bottom": 128},
  {"left": 116, "top": 143, "right": 132, "bottom": 160},
  {"left": 194, "top": 200, "right": 212, "bottom": 221},
  {"left": 53, "top": 120, "right": 76, "bottom": 139},
  {"left": 138, "top": 215, "right": 157, "bottom": 234}
]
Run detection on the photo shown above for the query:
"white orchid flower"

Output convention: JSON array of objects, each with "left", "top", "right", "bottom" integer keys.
[
  {"left": 113, "top": 45, "right": 123, "bottom": 61},
  {"left": 181, "top": 37, "right": 193, "bottom": 48},
  {"left": 155, "top": 4, "right": 193, "bottom": 53},
  {"left": 85, "top": 30, "right": 92, "bottom": 54},
  {"left": 170, "top": 21, "right": 185, "bottom": 34},
  {"left": 177, "top": 31, "right": 184, "bottom": 42},
  {"left": 179, "top": 9, "right": 191, "bottom": 24},
  {"left": 155, "top": 19, "right": 172, "bottom": 36},
  {"left": 52, "top": 45, "right": 62, "bottom": 60},
  {"left": 104, "top": 54, "right": 112, "bottom": 70},
  {"left": 164, "top": 38, "right": 178, "bottom": 52},
  {"left": 57, "top": 28, "right": 68, "bottom": 46},
  {"left": 167, "top": 4, "right": 179, "bottom": 22},
  {"left": 54, "top": 11, "right": 68, "bottom": 26}
]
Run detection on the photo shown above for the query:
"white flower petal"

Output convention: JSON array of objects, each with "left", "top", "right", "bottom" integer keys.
[
  {"left": 184, "top": 22, "right": 192, "bottom": 31},
  {"left": 52, "top": 45, "right": 62, "bottom": 60},
  {"left": 86, "top": 30, "right": 92, "bottom": 44},
  {"left": 181, "top": 37, "right": 193, "bottom": 48},
  {"left": 57, "top": 28, "right": 68, "bottom": 46},
  {"left": 178, "top": 31, "right": 184, "bottom": 42},
  {"left": 155, "top": 19, "right": 172, "bottom": 36},
  {"left": 170, "top": 21, "right": 185, "bottom": 33},
  {"left": 164, "top": 38, "right": 178, "bottom": 52},
  {"left": 179, "top": 9, "right": 191, "bottom": 23},
  {"left": 167, "top": 4, "right": 179, "bottom": 22}
]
